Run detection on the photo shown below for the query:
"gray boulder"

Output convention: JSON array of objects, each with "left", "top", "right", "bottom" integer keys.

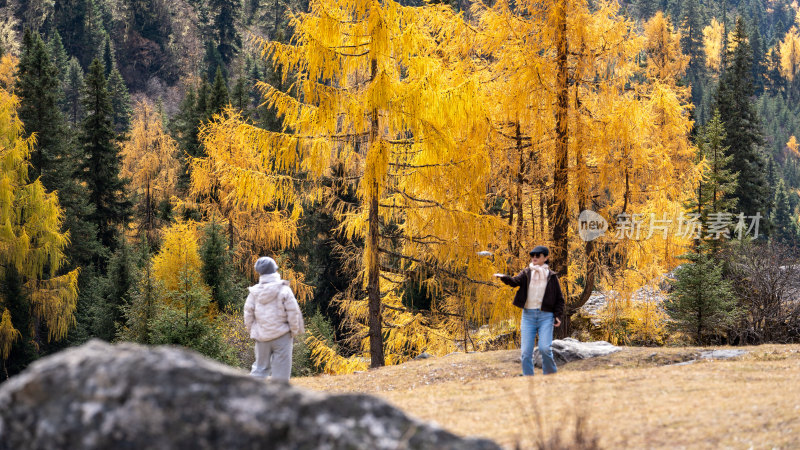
[
  {"left": 699, "top": 349, "right": 747, "bottom": 360},
  {"left": 574, "top": 292, "right": 608, "bottom": 327},
  {"left": 572, "top": 287, "right": 668, "bottom": 336},
  {"left": 0, "top": 340, "right": 499, "bottom": 450},
  {"left": 534, "top": 338, "right": 621, "bottom": 367}
]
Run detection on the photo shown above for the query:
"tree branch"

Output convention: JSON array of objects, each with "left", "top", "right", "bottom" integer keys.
[{"left": 377, "top": 246, "right": 497, "bottom": 287}]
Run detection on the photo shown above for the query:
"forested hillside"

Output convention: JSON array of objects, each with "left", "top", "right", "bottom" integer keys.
[{"left": 1, "top": 0, "right": 799, "bottom": 379}]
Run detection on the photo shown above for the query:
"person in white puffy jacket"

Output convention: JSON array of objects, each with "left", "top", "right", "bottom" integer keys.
[{"left": 244, "top": 256, "right": 304, "bottom": 381}]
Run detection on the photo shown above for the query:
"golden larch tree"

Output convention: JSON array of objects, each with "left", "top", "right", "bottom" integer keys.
[
  {"left": 190, "top": 109, "right": 303, "bottom": 267},
  {"left": 251, "top": 0, "right": 497, "bottom": 368},
  {"left": 788, "top": 135, "right": 800, "bottom": 158},
  {"left": 121, "top": 99, "right": 180, "bottom": 245},
  {"left": 703, "top": 18, "right": 726, "bottom": 76},
  {"left": 0, "top": 54, "right": 79, "bottom": 376},
  {"left": 471, "top": 0, "right": 700, "bottom": 340}
]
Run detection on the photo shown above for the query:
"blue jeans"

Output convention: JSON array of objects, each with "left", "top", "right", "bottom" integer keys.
[{"left": 520, "top": 308, "right": 556, "bottom": 375}]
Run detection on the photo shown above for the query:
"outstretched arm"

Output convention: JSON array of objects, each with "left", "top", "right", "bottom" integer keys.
[{"left": 498, "top": 268, "right": 527, "bottom": 287}]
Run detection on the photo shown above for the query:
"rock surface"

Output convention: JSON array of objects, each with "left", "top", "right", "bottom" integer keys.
[
  {"left": 534, "top": 338, "right": 621, "bottom": 367},
  {"left": 699, "top": 349, "right": 748, "bottom": 360},
  {"left": 571, "top": 287, "right": 668, "bottom": 336},
  {"left": 0, "top": 340, "right": 500, "bottom": 450},
  {"left": 668, "top": 349, "right": 749, "bottom": 366}
]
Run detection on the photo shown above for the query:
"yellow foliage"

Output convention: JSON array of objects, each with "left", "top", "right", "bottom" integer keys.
[
  {"left": 151, "top": 221, "right": 208, "bottom": 295},
  {"left": 189, "top": 109, "right": 302, "bottom": 274},
  {"left": 305, "top": 329, "right": 368, "bottom": 375},
  {"left": 474, "top": 0, "right": 699, "bottom": 317},
  {"left": 189, "top": 0, "right": 700, "bottom": 372},
  {"left": 0, "top": 309, "right": 20, "bottom": 360},
  {"left": 248, "top": 0, "right": 502, "bottom": 369},
  {"left": 703, "top": 18, "right": 726, "bottom": 73},
  {"left": 644, "top": 12, "right": 689, "bottom": 83},
  {"left": 0, "top": 54, "right": 79, "bottom": 358},
  {"left": 27, "top": 270, "right": 80, "bottom": 342},
  {"left": 780, "top": 28, "right": 800, "bottom": 81},
  {"left": 788, "top": 135, "right": 800, "bottom": 158},
  {"left": 596, "top": 291, "right": 669, "bottom": 345},
  {"left": 121, "top": 100, "right": 180, "bottom": 242}
]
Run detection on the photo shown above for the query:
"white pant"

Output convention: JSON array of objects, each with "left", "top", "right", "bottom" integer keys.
[{"left": 250, "top": 332, "right": 293, "bottom": 381}]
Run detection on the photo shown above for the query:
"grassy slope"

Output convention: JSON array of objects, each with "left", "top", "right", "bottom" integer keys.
[{"left": 293, "top": 345, "right": 800, "bottom": 449}]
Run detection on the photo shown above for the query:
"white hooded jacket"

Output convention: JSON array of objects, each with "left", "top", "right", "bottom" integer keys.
[{"left": 244, "top": 273, "right": 305, "bottom": 342}]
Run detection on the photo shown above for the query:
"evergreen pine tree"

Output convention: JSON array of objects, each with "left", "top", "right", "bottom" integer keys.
[
  {"left": 149, "top": 269, "right": 236, "bottom": 364},
  {"left": 107, "top": 66, "right": 132, "bottom": 136},
  {"left": 767, "top": 157, "right": 776, "bottom": 189},
  {"left": 766, "top": 45, "right": 783, "bottom": 94},
  {"left": 714, "top": 18, "right": 771, "bottom": 225},
  {"left": 200, "top": 221, "right": 239, "bottom": 311},
  {"left": 688, "top": 111, "right": 739, "bottom": 254},
  {"left": 95, "top": 237, "right": 139, "bottom": 340},
  {"left": 48, "top": 31, "right": 69, "bottom": 80},
  {"left": 63, "top": 57, "right": 84, "bottom": 126},
  {"left": 771, "top": 179, "right": 800, "bottom": 245},
  {"left": 698, "top": 111, "right": 739, "bottom": 215},
  {"left": 750, "top": 22, "right": 765, "bottom": 95},
  {"left": 117, "top": 260, "right": 159, "bottom": 344},
  {"left": 680, "top": 0, "right": 706, "bottom": 117},
  {"left": 17, "top": 30, "right": 101, "bottom": 268},
  {"left": 210, "top": 0, "right": 241, "bottom": 66},
  {"left": 197, "top": 79, "right": 210, "bottom": 121},
  {"left": 666, "top": 252, "right": 740, "bottom": 345},
  {"left": 17, "top": 29, "right": 67, "bottom": 183},
  {"left": 156, "top": 98, "right": 168, "bottom": 129},
  {"left": 634, "top": 0, "right": 658, "bottom": 19},
  {"left": 203, "top": 40, "right": 225, "bottom": 82},
  {"left": 54, "top": 0, "right": 109, "bottom": 67},
  {"left": 208, "top": 67, "right": 229, "bottom": 116},
  {"left": 101, "top": 35, "right": 114, "bottom": 77},
  {"left": 231, "top": 74, "right": 249, "bottom": 117},
  {"left": 79, "top": 58, "right": 131, "bottom": 255},
  {"left": 172, "top": 87, "right": 203, "bottom": 192},
  {"left": 256, "top": 58, "right": 283, "bottom": 132}
]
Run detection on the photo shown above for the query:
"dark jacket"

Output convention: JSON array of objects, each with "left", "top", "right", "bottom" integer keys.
[{"left": 499, "top": 266, "right": 565, "bottom": 319}]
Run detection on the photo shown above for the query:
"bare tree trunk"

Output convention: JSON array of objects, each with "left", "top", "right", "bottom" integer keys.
[
  {"left": 145, "top": 179, "right": 153, "bottom": 244},
  {"left": 515, "top": 122, "right": 525, "bottom": 259},
  {"left": 228, "top": 219, "right": 235, "bottom": 259},
  {"left": 550, "top": 0, "right": 570, "bottom": 280},
  {"left": 274, "top": 0, "right": 280, "bottom": 38},
  {"left": 531, "top": 195, "right": 537, "bottom": 242},
  {"left": 367, "top": 56, "right": 385, "bottom": 368},
  {"left": 561, "top": 66, "right": 597, "bottom": 337},
  {"left": 539, "top": 186, "right": 545, "bottom": 238}
]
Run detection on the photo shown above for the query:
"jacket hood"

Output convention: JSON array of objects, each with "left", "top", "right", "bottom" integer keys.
[{"left": 248, "top": 273, "right": 290, "bottom": 303}]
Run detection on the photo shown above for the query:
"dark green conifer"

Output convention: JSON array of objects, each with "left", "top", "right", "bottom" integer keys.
[
  {"left": 714, "top": 18, "right": 770, "bottom": 224},
  {"left": 79, "top": 58, "right": 131, "bottom": 254}
]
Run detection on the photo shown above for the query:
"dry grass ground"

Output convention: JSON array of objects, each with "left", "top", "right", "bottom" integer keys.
[{"left": 293, "top": 345, "right": 800, "bottom": 449}]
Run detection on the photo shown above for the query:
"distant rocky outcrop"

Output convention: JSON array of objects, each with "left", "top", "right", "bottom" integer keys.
[
  {"left": 571, "top": 286, "right": 669, "bottom": 336},
  {"left": 0, "top": 340, "right": 500, "bottom": 450},
  {"left": 534, "top": 338, "right": 621, "bottom": 367}
]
